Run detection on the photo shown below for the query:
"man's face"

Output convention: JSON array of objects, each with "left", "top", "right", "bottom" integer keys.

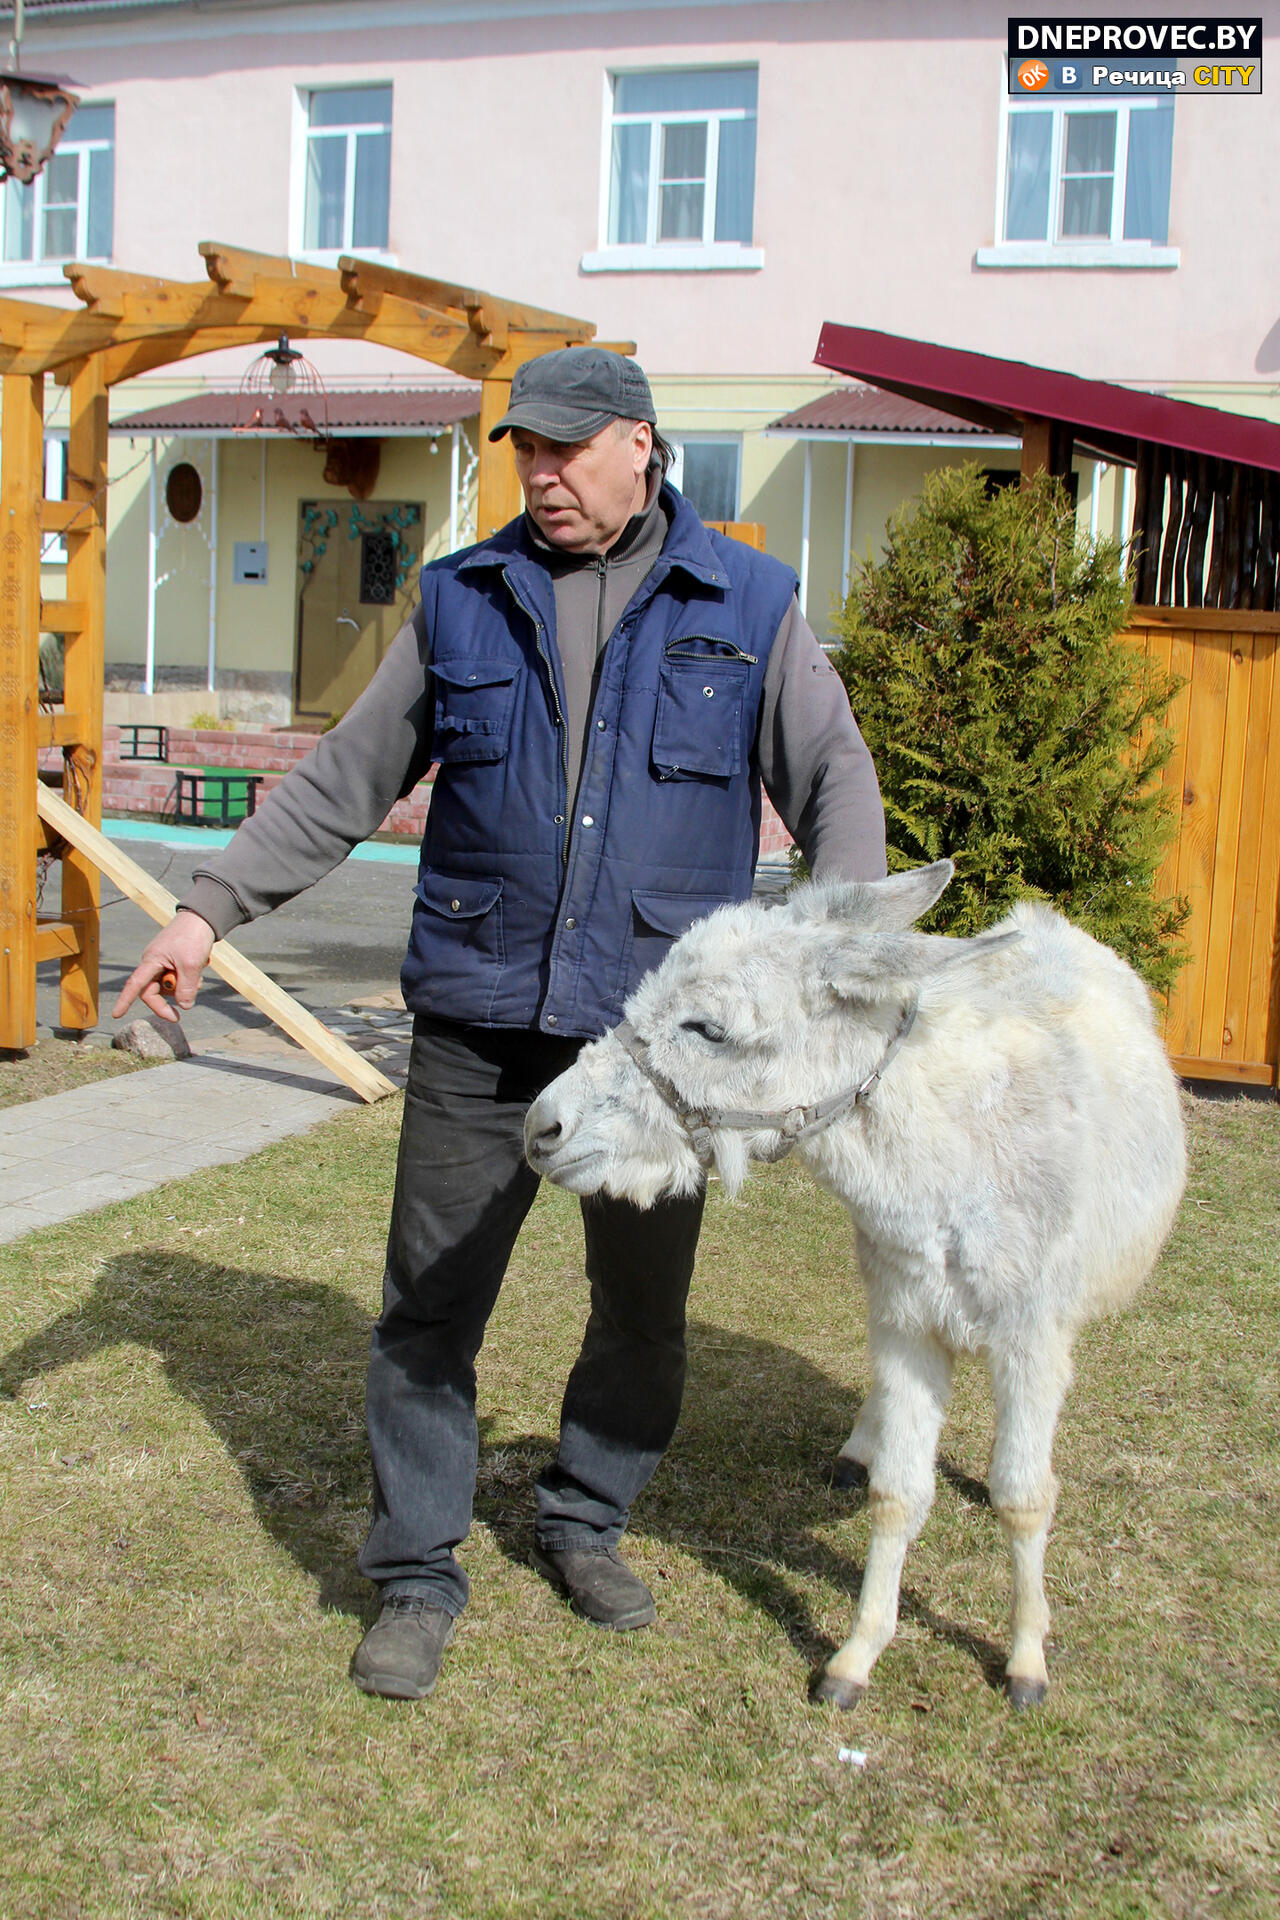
[{"left": 511, "top": 420, "right": 652, "bottom": 553}]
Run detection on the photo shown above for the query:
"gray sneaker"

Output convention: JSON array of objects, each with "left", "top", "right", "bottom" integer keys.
[
  {"left": 530, "top": 1544, "right": 656, "bottom": 1630},
  {"left": 351, "top": 1595, "right": 455, "bottom": 1699}
]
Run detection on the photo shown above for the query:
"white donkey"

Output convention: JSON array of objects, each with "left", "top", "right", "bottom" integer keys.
[{"left": 525, "top": 863, "right": 1186, "bottom": 1710}]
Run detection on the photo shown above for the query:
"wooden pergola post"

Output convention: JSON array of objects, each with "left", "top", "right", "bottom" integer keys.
[
  {"left": 59, "top": 356, "right": 108, "bottom": 1030},
  {"left": 0, "top": 372, "right": 45, "bottom": 1051}
]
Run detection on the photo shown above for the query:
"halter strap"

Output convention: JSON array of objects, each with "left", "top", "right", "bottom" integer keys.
[{"left": 611, "top": 998, "right": 918, "bottom": 1168}]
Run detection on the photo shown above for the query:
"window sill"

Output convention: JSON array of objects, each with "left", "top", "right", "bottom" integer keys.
[
  {"left": 294, "top": 247, "right": 399, "bottom": 269},
  {"left": 580, "top": 243, "right": 764, "bottom": 274},
  {"left": 0, "top": 258, "right": 107, "bottom": 287},
  {"left": 975, "top": 242, "right": 1180, "bottom": 269}
]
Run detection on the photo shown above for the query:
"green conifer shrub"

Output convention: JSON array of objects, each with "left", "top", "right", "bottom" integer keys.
[{"left": 831, "top": 464, "right": 1186, "bottom": 992}]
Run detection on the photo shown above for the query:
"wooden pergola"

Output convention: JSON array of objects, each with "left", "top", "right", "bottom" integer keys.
[{"left": 1, "top": 242, "right": 616, "bottom": 1055}]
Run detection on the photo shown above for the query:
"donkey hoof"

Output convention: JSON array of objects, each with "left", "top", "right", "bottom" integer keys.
[
  {"left": 810, "top": 1670, "right": 866, "bottom": 1710},
  {"left": 1005, "top": 1675, "right": 1048, "bottom": 1711},
  {"left": 831, "top": 1456, "right": 868, "bottom": 1492}
]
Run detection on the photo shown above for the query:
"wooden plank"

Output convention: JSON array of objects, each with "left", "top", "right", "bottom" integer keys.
[
  {"left": 1198, "top": 635, "right": 1252, "bottom": 1063},
  {"left": 34, "top": 918, "right": 82, "bottom": 962},
  {"left": 1147, "top": 621, "right": 1194, "bottom": 1050},
  {"left": 0, "top": 371, "right": 45, "bottom": 1051},
  {"left": 1170, "top": 1053, "right": 1277, "bottom": 1087},
  {"left": 59, "top": 355, "right": 107, "bottom": 1032},
  {"left": 336, "top": 257, "right": 595, "bottom": 339},
  {"left": 41, "top": 498, "right": 98, "bottom": 534},
  {"left": 39, "top": 598, "right": 88, "bottom": 634},
  {"left": 35, "top": 785, "right": 397, "bottom": 1103},
  {"left": 705, "top": 521, "right": 767, "bottom": 550},
  {"left": 1167, "top": 629, "right": 1229, "bottom": 1059},
  {"left": 36, "top": 710, "right": 90, "bottom": 747},
  {"left": 478, "top": 374, "right": 521, "bottom": 540},
  {"left": 1232, "top": 636, "right": 1276, "bottom": 1063},
  {"left": 1253, "top": 630, "right": 1280, "bottom": 1073},
  {"left": 1131, "top": 606, "right": 1280, "bottom": 634}
]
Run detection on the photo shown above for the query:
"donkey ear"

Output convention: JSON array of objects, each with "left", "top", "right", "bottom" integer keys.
[
  {"left": 792, "top": 860, "right": 954, "bottom": 935},
  {"left": 822, "top": 931, "right": 952, "bottom": 1002}
]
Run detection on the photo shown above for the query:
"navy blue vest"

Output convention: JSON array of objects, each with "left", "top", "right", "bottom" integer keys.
[{"left": 400, "top": 485, "right": 797, "bottom": 1036}]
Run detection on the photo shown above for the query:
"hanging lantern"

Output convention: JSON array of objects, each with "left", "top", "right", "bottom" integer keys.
[
  {"left": 0, "top": 67, "right": 79, "bottom": 184},
  {"left": 237, "top": 334, "right": 330, "bottom": 437}
]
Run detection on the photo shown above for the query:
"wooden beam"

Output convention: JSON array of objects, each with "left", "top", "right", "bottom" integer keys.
[
  {"left": 39, "top": 598, "right": 88, "bottom": 634},
  {"left": 34, "top": 918, "right": 82, "bottom": 962},
  {"left": 41, "top": 497, "right": 99, "bottom": 534},
  {"left": 200, "top": 239, "right": 346, "bottom": 299},
  {"left": 336, "top": 257, "right": 596, "bottom": 340},
  {"left": 35, "top": 785, "right": 398, "bottom": 1103},
  {"left": 0, "top": 371, "right": 44, "bottom": 1051},
  {"left": 63, "top": 263, "right": 181, "bottom": 319},
  {"left": 59, "top": 354, "right": 108, "bottom": 1032},
  {"left": 36, "top": 711, "right": 90, "bottom": 748}
]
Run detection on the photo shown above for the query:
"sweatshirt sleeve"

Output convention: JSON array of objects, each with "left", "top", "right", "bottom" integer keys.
[
  {"left": 756, "top": 598, "right": 887, "bottom": 883},
  {"left": 177, "top": 605, "right": 434, "bottom": 938}
]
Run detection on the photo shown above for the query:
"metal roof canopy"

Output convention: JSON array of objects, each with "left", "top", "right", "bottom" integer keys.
[
  {"left": 813, "top": 323, "right": 1280, "bottom": 615},
  {"left": 111, "top": 385, "right": 481, "bottom": 438},
  {"left": 768, "top": 384, "right": 1018, "bottom": 447},
  {"left": 813, "top": 323, "right": 1280, "bottom": 476}
]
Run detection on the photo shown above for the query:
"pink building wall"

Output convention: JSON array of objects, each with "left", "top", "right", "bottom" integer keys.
[{"left": 21, "top": 0, "right": 1280, "bottom": 394}]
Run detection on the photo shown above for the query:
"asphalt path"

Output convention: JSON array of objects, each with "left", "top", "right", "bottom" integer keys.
[{"left": 38, "top": 825, "right": 419, "bottom": 1052}]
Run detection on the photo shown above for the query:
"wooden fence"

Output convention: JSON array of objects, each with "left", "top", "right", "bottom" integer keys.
[{"left": 1130, "top": 605, "right": 1280, "bottom": 1087}]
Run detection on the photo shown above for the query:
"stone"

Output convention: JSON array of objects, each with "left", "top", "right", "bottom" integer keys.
[{"left": 113, "top": 1018, "right": 191, "bottom": 1061}]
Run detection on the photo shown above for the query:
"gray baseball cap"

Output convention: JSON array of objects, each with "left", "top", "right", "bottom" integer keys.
[{"left": 488, "top": 346, "right": 657, "bottom": 443}]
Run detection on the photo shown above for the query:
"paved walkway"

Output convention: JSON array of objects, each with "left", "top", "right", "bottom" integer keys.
[{"left": 0, "top": 1009, "right": 414, "bottom": 1245}]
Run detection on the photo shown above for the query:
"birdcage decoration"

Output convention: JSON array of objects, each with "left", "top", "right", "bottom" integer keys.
[{"left": 236, "top": 333, "right": 330, "bottom": 437}]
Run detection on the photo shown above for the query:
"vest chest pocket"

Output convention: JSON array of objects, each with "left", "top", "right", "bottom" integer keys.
[
  {"left": 432, "top": 657, "right": 522, "bottom": 765},
  {"left": 652, "top": 639, "right": 753, "bottom": 781}
]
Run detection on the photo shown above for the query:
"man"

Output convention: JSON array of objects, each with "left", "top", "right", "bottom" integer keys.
[{"left": 116, "top": 347, "right": 886, "bottom": 1702}]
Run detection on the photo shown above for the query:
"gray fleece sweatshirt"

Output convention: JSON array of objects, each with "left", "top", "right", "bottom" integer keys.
[{"left": 179, "top": 493, "right": 886, "bottom": 941}]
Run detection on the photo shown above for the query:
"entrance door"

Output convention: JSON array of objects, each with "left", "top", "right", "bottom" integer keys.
[{"left": 294, "top": 499, "right": 424, "bottom": 721}]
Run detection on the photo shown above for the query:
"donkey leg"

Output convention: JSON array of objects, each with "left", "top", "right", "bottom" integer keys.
[
  {"left": 986, "top": 1334, "right": 1073, "bottom": 1709},
  {"left": 833, "top": 1383, "right": 883, "bottom": 1489},
  {"left": 815, "top": 1324, "right": 953, "bottom": 1708}
]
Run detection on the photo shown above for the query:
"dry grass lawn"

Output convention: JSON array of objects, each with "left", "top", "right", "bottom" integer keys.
[{"left": 0, "top": 1089, "right": 1276, "bottom": 1918}]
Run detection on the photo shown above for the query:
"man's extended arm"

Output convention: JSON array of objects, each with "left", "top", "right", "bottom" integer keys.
[
  {"left": 113, "top": 605, "right": 433, "bottom": 1020},
  {"left": 757, "top": 599, "right": 887, "bottom": 883}
]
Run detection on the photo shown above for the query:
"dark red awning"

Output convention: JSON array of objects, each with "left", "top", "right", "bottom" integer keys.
[{"left": 814, "top": 324, "right": 1280, "bottom": 476}]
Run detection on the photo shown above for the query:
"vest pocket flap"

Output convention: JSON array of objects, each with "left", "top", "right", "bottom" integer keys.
[
  {"left": 432, "top": 658, "right": 520, "bottom": 692},
  {"left": 432, "top": 658, "right": 522, "bottom": 762},
  {"left": 631, "top": 889, "right": 727, "bottom": 938},
  {"left": 416, "top": 872, "right": 504, "bottom": 920}
]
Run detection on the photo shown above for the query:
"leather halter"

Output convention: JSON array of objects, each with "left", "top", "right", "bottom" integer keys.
[{"left": 610, "top": 998, "right": 919, "bottom": 1168}]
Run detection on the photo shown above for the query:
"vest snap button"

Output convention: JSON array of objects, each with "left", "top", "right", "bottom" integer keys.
[
  {"left": 565, "top": 917, "right": 577, "bottom": 930},
  {"left": 554, "top": 814, "right": 564, "bottom": 825},
  {"left": 596, "top": 719, "right": 606, "bottom": 730},
  {"left": 546, "top": 1014, "right": 558, "bottom": 1027},
  {"left": 451, "top": 899, "right": 461, "bottom": 911},
  {"left": 703, "top": 686, "right": 714, "bottom": 698},
  {"left": 582, "top": 815, "right": 594, "bottom": 827}
]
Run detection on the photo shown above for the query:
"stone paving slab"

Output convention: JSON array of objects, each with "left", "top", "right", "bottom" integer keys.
[{"left": 0, "top": 1042, "right": 362, "bottom": 1246}]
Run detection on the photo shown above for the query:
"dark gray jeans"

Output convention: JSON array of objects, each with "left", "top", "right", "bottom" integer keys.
[{"left": 358, "top": 1015, "right": 706, "bottom": 1616}]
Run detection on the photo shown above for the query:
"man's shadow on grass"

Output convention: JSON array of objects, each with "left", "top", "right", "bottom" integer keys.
[{"left": 0, "top": 1251, "right": 1004, "bottom": 1687}]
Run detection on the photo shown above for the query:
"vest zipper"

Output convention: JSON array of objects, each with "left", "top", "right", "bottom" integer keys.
[{"left": 664, "top": 636, "right": 759, "bottom": 664}]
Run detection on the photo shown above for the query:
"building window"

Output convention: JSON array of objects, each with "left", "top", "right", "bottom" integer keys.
[
  {"left": 980, "top": 97, "right": 1177, "bottom": 267},
  {"left": 670, "top": 437, "right": 741, "bottom": 523},
  {"left": 302, "top": 85, "right": 391, "bottom": 253},
  {"left": 583, "top": 68, "right": 763, "bottom": 273},
  {"left": 2, "top": 103, "right": 114, "bottom": 268}
]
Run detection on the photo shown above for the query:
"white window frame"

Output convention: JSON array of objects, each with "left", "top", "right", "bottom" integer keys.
[
  {"left": 977, "top": 81, "right": 1179, "bottom": 269},
  {"left": 42, "top": 435, "right": 68, "bottom": 566},
  {"left": 582, "top": 67, "right": 763, "bottom": 274},
  {"left": 668, "top": 434, "right": 742, "bottom": 523},
  {"left": 0, "top": 106, "right": 114, "bottom": 286},
  {"left": 289, "top": 83, "right": 397, "bottom": 267}
]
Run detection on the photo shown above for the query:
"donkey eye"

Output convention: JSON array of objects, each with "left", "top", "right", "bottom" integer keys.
[{"left": 681, "top": 1018, "right": 728, "bottom": 1044}]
